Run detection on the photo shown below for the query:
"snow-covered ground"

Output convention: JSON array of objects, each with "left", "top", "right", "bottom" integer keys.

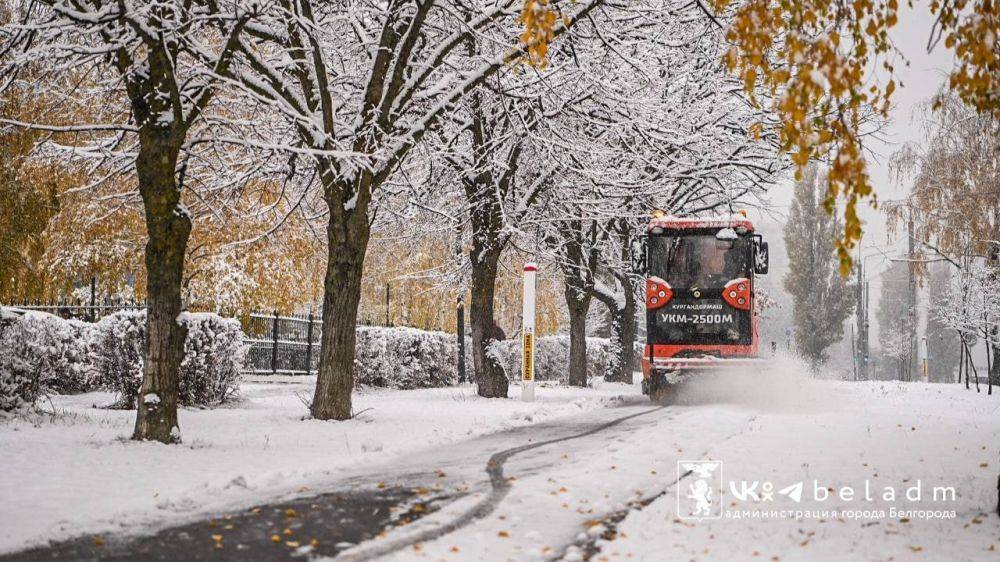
[
  {"left": 3, "top": 362, "right": 999, "bottom": 561},
  {"left": 342, "top": 360, "right": 999, "bottom": 562},
  {"left": 597, "top": 375, "right": 1000, "bottom": 561},
  {"left": 0, "top": 378, "right": 633, "bottom": 554}
]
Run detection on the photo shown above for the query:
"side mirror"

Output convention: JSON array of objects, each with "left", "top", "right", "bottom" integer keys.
[{"left": 755, "top": 240, "right": 770, "bottom": 275}]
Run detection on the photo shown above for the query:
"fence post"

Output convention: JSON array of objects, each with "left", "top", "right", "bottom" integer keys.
[
  {"left": 89, "top": 277, "right": 96, "bottom": 322},
  {"left": 271, "top": 310, "right": 279, "bottom": 375},
  {"left": 457, "top": 296, "right": 466, "bottom": 383},
  {"left": 385, "top": 283, "right": 390, "bottom": 327},
  {"left": 305, "top": 310, "right": 314, "bottom": 376}
]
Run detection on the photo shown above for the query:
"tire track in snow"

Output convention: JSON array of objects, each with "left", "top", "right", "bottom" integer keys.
[
  {"left": 555, "top": 425, "right": 751, "bottom": 561},
  {"left": 333, "top": 406, "right": 666, "bottom": 562}
]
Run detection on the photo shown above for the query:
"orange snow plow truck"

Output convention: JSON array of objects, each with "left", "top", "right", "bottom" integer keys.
[{"left": 642, "top": 211, "right": 770, "bottom": 401}]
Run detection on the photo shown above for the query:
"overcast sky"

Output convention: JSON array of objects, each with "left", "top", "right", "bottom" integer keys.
[{"left": 750, "top": 3, "right": 957, "bottom": 343}]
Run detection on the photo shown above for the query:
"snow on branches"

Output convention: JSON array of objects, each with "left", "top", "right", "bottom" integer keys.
[{"left": 937, "top": 261, "right": 1000, "bottom": 348}]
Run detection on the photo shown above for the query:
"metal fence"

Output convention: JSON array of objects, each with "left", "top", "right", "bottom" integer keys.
[
  {"left": 244, "top": 312, "right": 321, "bottom": 375},
  {"left": 243, "top": 311, "right": 399, "bottom": 375},
  {"left": 3, "top": 298, "right": 145, "bottom": 322}
]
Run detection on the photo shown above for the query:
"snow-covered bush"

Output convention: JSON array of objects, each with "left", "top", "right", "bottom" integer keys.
[
  {"left": 0, "top": 311, "right": 96, "bottom": 411},
  {"left": 92, "top": 310, "right": 247, "bottom": 408},
  {"left": 91, "top": 310, "right": 146, "bottom": 407},
  {"left": 492, "top": 336, "right": 613, "bottom": 384},
  {"left": 178, "top": 313, "right": 246, "bottom": 406},
  {"left": 354, "top": 327, "right": 459, "bottom": 389}
]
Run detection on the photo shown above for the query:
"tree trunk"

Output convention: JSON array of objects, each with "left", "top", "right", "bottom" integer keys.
[
  {"left": 558, "top": 222, "right": 596, "bottom": 388},
  {"left": 606, "top": 292, "right": 637, "bottom": 383},
  {"left": 470, "top": 244, "right": 508, "bottom": 398},
  {"left": 132, "top": 133, "right": 190, "bottom": 444},
  {"left": 566, "top": 293, "right": 589, "bottom": 387},
  {"left": 989, "top": 343, "right": 999, "bottom": 391},
  {"left": 596, "top": 276, "right": 637, "bottom": 384},
  {"left": 311, "top": 176, "right": 371, "bottom": 420}
]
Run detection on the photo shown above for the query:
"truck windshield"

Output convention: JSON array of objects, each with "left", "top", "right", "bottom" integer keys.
[{"left": 649, "top": 232, "right": 750, "bottom": 289}]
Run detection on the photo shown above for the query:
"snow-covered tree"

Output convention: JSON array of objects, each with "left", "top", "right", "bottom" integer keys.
[
  {"left": 937, "top": 261, "right": 1000, "bottom": 388},
  {"left": 783, "top": 165, "right": 855, "bottom": 367},
  {"left": 890, "top": 92, "right": 1000, "bottom": 387},
  {"left": 926, "top": 263, "right": 961, "bottom": 383},
  {"left": 201, "top": 0, "right": 608, "bottom": 413},
  {"left": 537, "top": 0, "right": 784, "bottom": 383},
  {"left": 0, "top": 0, "right": 261, "bottom": 442}
]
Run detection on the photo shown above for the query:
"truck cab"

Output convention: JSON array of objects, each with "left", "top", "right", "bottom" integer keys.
[{"left": 642, "top": 212, "right": 769, "bottom": 399}]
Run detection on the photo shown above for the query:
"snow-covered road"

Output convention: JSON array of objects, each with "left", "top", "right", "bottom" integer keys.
[
  {"left": 337, "top": 367, "right": 1000, "bottom": 562},
  {"left": 2, "top": 362, "right": 999, "bottom": 561}
]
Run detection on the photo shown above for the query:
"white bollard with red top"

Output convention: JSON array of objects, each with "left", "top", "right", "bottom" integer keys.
[{"left": 522, "top": 262, "right": 537, "bottom": 402}]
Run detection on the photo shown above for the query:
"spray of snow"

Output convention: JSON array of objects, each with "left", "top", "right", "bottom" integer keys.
[{"left": 671, "top": 352, "right": 845, "bottom": 413}]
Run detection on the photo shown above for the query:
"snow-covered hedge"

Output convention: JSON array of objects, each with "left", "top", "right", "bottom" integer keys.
[
  {"left": 0, "top": 311, "right": 95, "bottom": 411},
  {"left": 90, "top": 310, "right": 146, "bottom": 407},
  {"left": 491, "top": 335, "right": 613, "bottom": 384},
  {"left": 94, "top": 310, "right": 247, "bottom": 408},
  {"left": 355, "top": 327, "right": 459, "bottom": 389},
  {"left": 178, "top": 313, "right": 246, "bottom": 405},
  {"left": 0, "top": 308, "right": 246, "bottom": 411}
]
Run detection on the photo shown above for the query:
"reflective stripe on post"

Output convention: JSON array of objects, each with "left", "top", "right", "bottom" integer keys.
[
  {"left": 522, "top": 262, "right": 537, "bottom": 402},
  {"left": 919, "top": 336, "right": 929, "bottom": 383}
]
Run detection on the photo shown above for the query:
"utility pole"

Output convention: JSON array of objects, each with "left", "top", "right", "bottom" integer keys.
[
  {"left": 856, "top": 258, "right": 866, "bottom": 380},
  {"left": 864, "top": 280, "right": 870, "bottom": 379},
  {"left": 857, "top": 252, "right": 876, "bottom": 381},
  {"left": 851, "top": 323, "right": 858, "bottom": 381},
  {"left": 384, "top": 283, "right": 390, "bottom": 327},
  {"left": 907, "top": 209, "right": 918, "bottom": 382}
]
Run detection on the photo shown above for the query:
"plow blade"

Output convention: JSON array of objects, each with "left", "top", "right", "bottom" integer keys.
[
  {"left": 650, "top": 356, "right": 767, "bottom": 373},
  {"left": 643, "top": 356, "right": 770, "bottom": 396}
]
